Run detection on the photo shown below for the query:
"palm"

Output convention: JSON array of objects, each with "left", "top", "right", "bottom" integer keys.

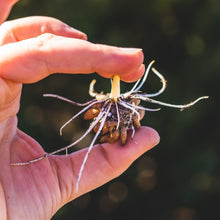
[
  {"left": 0, "top": 2, "right": 159, "bottom": 219},
  {"left": 1, "top": 117, "right": 158, "bottom": 220},
  {"left": 0, "top": 121, "right": 61, "bottom": 219}
]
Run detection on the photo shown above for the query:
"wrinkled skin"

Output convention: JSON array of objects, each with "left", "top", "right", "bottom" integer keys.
[{"left": 0, "top": 1, "right": 160, "bottom": 219}]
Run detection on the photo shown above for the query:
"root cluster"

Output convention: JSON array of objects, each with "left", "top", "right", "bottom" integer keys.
[
  {"left": 83, "top": 98, "right": 145, "bottom": 145},
  {"left": 11, "top": 60, "right": 208, "bottom": 193}
]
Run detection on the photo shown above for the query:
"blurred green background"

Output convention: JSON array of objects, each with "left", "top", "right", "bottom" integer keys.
[{"left": 9, "top": 0, "right": 219, "bottom": 219}]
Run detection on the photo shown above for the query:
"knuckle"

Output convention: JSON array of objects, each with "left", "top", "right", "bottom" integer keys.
[
  {"left": 34, "top": 33, "right": 56, "bottom": 48},
  {"left": 0, "top": 22, "right": 16, "bottom": 45}
]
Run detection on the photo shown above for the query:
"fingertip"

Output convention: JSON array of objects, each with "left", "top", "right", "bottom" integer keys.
[
  {"left": 120, "top": 64, "right": 145, "bottom": 82},
  {"left": 95, "top": 46, "right": 144, "bottom": 80},
  {"left": 68, "top": 27, "right": 88, "bottom": 40},
  {"left": 123, "top": 126, "right": 160, "bottom": 157},
  {"left": 118, "top": 48, "right": 144, "bottom": 75},
  {"left": 100, "top": 126, "right": 160, "bottom": 169},
  {"left": 138, "top": 126, "right": 160, "bottom": 148}
]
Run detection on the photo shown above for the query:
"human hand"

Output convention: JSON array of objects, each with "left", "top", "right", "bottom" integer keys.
[{"left": 0, "top": 1, "right": 160, "bottom": 219}]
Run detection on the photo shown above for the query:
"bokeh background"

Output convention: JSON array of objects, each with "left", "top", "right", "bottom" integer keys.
[{"left": 9, "top": 0, "right": 219, "bottom": 219}]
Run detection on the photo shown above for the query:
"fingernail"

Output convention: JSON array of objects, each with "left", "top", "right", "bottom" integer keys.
[
  {"left": 120, "top": 48, "right": 143, "bottom": 53},
  {"left": 69, "top": 27, "right": 88, "bottom": 40}
]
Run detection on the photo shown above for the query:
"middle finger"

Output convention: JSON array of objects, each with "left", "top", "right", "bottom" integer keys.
[{"left": 0, "top": 16, "right": 87, "bottom": 45}]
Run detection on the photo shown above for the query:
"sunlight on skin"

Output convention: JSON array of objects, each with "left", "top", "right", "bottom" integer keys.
[{"left": 0, "top": 1, "right": 159, "bottom": 219}]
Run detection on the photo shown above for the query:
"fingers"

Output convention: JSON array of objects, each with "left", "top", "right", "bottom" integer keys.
[
  {"left": 0, "top": 34, "right": 144, "bottom": 83},
  {"left": 0, "top": 16, "right": 87, "bottom": 45},
  {"left": 0, "top": 0, "right": 19, "bottom": 24},
  {"left": 56, "top": 126, "right": 159, "bottom": 198}
]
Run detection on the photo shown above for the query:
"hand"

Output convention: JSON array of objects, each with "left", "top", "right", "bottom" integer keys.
[{"left": 0, "top": 1, "right": 160, "bottom": 219}]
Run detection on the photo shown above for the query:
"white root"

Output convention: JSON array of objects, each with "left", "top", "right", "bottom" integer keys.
[{"left": 75, "top": 103, "right": 112, "bottom": 193}]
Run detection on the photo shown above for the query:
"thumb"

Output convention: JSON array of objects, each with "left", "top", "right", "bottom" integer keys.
[{"left": 53, "top": 126, "right": 160, "bottom": 199}]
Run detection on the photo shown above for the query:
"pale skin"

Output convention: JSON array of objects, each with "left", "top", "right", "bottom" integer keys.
[{"left": 0, "top": 1, "right": 160, "bottom": 219}]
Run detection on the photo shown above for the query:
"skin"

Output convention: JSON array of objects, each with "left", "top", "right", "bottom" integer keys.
[{"left": 0, "top": 1, "right": 160, "bottom": 219}]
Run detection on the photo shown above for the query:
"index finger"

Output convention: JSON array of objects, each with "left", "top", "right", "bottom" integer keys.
[
  {"left": 0, "top": 16, "right": 87, "bottom": 45},
  {"left": 0, "top": 34, "right": 144, "bottom": 83}
]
